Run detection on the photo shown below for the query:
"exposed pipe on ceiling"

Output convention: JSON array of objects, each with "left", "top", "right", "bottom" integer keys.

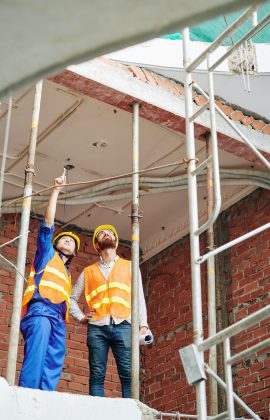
[{"left": 2, "top": 169, "right": 270, "bottom": 213}]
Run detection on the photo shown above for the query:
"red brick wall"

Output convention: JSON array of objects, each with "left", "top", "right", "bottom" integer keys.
[
  {"left": 140, "top": 232, "right": 202, "bottom": 413},
  {"left": 0, "top": 214, "right": 130, "bottom": 397},
  {"left": 1, "top": 187, "right": 270, "bottom": 418},
  {"left": 141, "top": 188, "right": 270, "bottom": 419}
]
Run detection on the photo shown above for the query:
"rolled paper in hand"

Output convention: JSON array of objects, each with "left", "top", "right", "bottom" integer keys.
[{"left": 139, "top": 330, "right": 153, "bottom": 346}]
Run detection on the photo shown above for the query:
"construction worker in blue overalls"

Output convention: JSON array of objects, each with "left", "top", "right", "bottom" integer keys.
[{"left": 19, "top": 170, "right": 80, "bottom": 390}]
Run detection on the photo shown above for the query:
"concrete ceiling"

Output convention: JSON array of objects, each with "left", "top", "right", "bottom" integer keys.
[
  {"left": 0, "top": 0, "right": 262, "bottom": 99},
  {"left": 1, "top": 79, "right": 263, "bottom": 261}
]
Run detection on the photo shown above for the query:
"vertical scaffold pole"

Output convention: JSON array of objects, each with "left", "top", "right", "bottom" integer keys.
[
  {"left": 131, "top": 101, "right": 140, "bottom": 399},
  {"left": 6, "top": 80, "right": 43, "bottom": 385},
  {"left": 224, "top": 338, "right": 235, "bottom": 419},
  {"left": 183, "top": 28, "right": 207, "bottom": 420},
  {"left": 0, "top": 97, "right": 13, "bottom": 215},
  {"left": 206, "top": 133, "right": 218, "bottom": 416}
]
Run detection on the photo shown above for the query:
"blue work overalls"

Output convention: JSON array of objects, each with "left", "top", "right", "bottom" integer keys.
[{"left": 19, "top": 222, "right": 68, "bottom": 390}]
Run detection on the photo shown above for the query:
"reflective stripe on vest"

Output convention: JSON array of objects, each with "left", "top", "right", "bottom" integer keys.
[
  {"left": 44, "top": 266, "right": 70, "bottom": 284},
  {"left": 92, "top": 296, "right": 130, "bottom": 310},
  {"left": 39, "top": 280, "right": 70, "bottom": 303},
  {"left": 86, "top": 282, "right": 131, "bottom": 303},
  {"left": 21, "top": 252, "right": 71, "bottom": 322},
  {"left": 84, "top": 258, "right": 131, "bottom": 320},
  {"left": 23, "top": 284, "right": 36, "bottom": 297}
]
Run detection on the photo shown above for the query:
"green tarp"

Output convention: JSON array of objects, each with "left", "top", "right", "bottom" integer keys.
[{"left": 162, "top": 3, "right": 270, "bottom": 44}]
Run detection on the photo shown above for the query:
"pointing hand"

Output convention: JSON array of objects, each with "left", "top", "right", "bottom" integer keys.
[{"left": 54, "top": 169, "right": 67, "bottom": 191}]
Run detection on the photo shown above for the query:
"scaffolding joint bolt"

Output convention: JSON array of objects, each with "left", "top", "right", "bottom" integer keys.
[
  {"left": 128, "top": 211, "right": 143, "bottom": 219},
  {"left": 25, "top": 165, "right": 36, "bottom": 176}
]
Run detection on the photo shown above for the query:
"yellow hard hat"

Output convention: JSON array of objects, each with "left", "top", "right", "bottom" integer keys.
[
  {"left": 93, "top": 224, "right": 119, "bottom": 252},
  {"left": 53, "top": 231, "right": 80, "bottom": 252}
]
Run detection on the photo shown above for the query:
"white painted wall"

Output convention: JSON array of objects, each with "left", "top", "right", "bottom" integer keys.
[{"left": 0, "top": 377, "right": 157, "bottom": 420}]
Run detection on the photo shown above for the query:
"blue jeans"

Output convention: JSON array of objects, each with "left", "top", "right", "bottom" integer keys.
[{"left": 87, "top": 322, "right": 131, "bottom": 397}]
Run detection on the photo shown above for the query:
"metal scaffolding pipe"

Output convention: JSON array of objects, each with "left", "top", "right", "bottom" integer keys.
[
  {"left": 183, "top": 27, "right": 207, "bottom": 420},
  {"left": 131, "top": 101, "right": 140, "bottom": 399},
  {"left": 6, "top": 80, "right": 43, "bottom": 385},
  {"left": 0, "top": 97, "right": 13, "bottom": 216},
  {"left": 199, "top": 305, "right": 270, "bottom": 352},
  {"left": 215, "top": 105, "right": 270, "bottom": 171},
  {"left": 205, "top": 365, "right": 261, "bottom": 420},
  {"left": 209, "top": 13, "right": 270, "bottom": 72},
  {"left": 227, "top": 337, "right": 270, "bottom": 365},
  {"left": 223, "top": 338, "right": 235, "bottom": 420},
  {"left": 252, "top": 11, "right": 258, "bottom": 27},
  {"left": 195, "top": 59, "right": 221, "bottom": 236},
  {"left": 210, "top": 412, "right": 229, "bottom": 420},
  {"left": 193, "top": 81, "right": 270, "bottom": 172},
  {"left": 186, "top": 6, "right": 257, "bottom": 72},
  {"left": 190, "top": 101, "right": 209, "bottom": 122},
  {"left": 206, "top": 134, "right": 218, "bottom": 416},
  {"left": 198, "top": 221, "right": 270, "bottom": 264}
]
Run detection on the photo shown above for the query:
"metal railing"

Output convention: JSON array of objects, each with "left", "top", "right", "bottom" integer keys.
[{"left": 182, "top": 5, "right": 270, "bottom": 420}]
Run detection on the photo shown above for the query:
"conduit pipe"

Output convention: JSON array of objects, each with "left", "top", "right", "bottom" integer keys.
[
  {"left": 3, "top": 176, "right": 270, "bottom": 213},
  {"left": 2, "top": 168, "right": 270, "bottom": 209},
  {"left": 4, "top": 169, "right": 270, "bottom": 204}
]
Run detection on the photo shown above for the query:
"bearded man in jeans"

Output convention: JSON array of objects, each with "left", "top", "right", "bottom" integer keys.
[{"left": 70, "top": 224, "right": 149, "bottom": 397}]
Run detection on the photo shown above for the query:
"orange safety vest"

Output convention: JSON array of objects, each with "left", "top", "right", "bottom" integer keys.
[
  {"left": 84, "top": 258, "right": 131, "bottom": 320},
  {"left": 21, "top": 252, "right": 71, "bottom": 322}
]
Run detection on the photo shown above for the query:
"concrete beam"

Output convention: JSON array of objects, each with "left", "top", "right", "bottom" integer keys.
[
  {"left": 52, "top": 60, "right": 270, "bottom": 165},
  {"left": 0, "top": 0, "right": 261, "bottom": 99},
  {"left": 0, "top": 377, "right": 157, "bottom": 420}
]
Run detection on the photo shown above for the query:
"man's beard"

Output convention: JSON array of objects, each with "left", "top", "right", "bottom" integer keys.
[{"left": 97, "top": 237, "right": 116, "bottom": 251}]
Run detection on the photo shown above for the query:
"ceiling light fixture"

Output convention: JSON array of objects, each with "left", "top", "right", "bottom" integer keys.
[{"left": 92, "top": 141, "right": 108, "bottom": 149}]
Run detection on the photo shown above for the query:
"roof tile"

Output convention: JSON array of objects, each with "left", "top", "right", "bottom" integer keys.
[
  {"left": 194, "top": 95, "right": 208, "bottom": 106},
  {"left": 141, "top": 69, "right": 158, "bottom": 85},
  {"left": 164, "top": 79, "right": 182, "bottom": 95},
  {"left": 262, "top": 125, "right": 270, "bottom": 135},
  {"left": 129, "top": 65, "right": 147, "bottom": 82},
  {"left": 115, "top": 60, "right": 269, "bottom": 136},
  {"left": 251, "top": 120, "right": 266, "bottom": 131},
  {"left": 221, "top": 105, "right": 234, "bottom": 116},
  {"left": 230, "top": 110, "right": 244, "bottom": 121},
  {"left": 241, "top": 116, "right": 255, "bottom": 126},
  {"left": 215, "top": 100, "right": 223, "bottom": 110},
  {"left": 150, "top": 73, "right": 165, "bottom": 87},
  {"left": 173, "top": 83, "right": 185, "bottom": 96}
]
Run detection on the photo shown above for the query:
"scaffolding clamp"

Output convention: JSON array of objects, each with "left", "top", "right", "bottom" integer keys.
[
  {"left": 183, "top": 157, "right": 199, "bottom": 165},
  {"left": 128, "top": 209, "right": 143, "bottom": 219},
  {"left": 24, "top": 165, "right": 36, "bottom": 176}
]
